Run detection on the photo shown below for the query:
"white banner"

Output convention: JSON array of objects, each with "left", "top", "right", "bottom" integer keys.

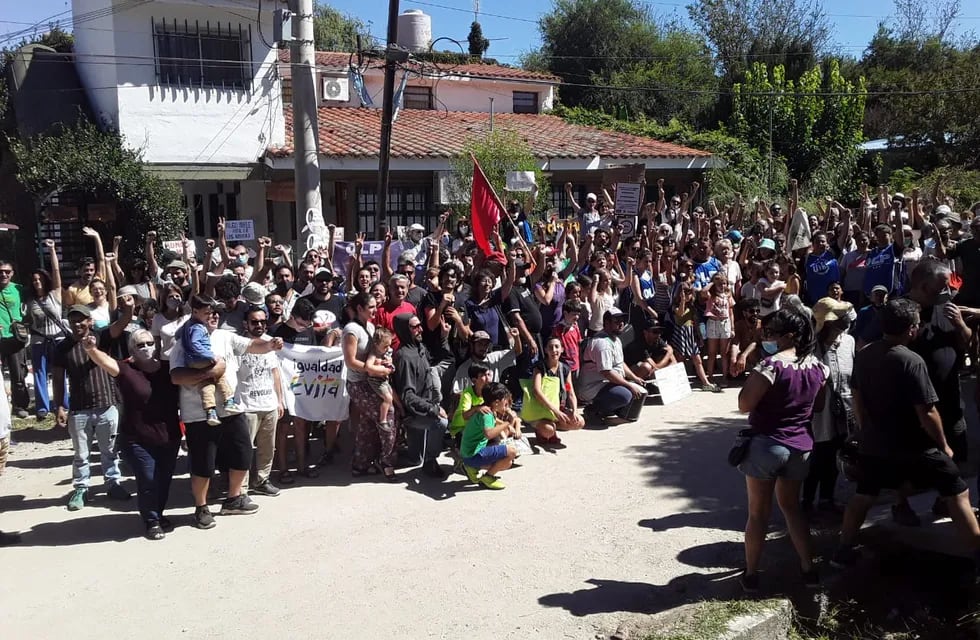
[
  {"left": 615, "top": 182, "right": 642, "bottom": 215},
  {"left": 654, "top": 362, "right": 693, "bottom": 405},
  {"left": 506, "top": 171, "right": 536, "bottom": 192},
  {"left": 277, "top": 344, "right": 349, "bottom": 422}
]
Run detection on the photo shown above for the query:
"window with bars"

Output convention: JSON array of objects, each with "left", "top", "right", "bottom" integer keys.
[
  {"left": 153, "top": 18, "right": 252, "bottom": 90},
  {"left": 513, "top": 91, "right": 539, "bottom": 114},
  {"left": 402, "top": 86, "right": 433, "bottom": 110},
  {"left": 356, "top": 186, "right": 434, "bottom": 237},
  {"left": 549, "top": 185, "right": 586, "bottom": 218},
  {"left": 281, "top": 76, "right": 292, "bottom": 109}
]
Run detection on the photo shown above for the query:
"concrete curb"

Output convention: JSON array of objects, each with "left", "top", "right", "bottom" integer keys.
[{"left": 605, "top": 599, "right": 793, "bottom": 640}]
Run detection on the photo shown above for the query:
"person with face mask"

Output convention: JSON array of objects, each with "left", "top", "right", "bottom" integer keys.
[
  {"left": 81, "top": 329, "right": 180, "bottom": 540},
  {"left": 888, "top": 260, "right": 973, "bottom": 525},
  {"left": 735, "top": 308, "right": 828, "bottom": 593},
  {"left": 565, "top": 182, "right": 601, "bottom": 237},
  {"left": 804, "top": 298, "right": 856, "bottom": 515},
  {"left": 451, "top": 219, "right": 472, "bottom": 255},
  {"left": 151, "top": 285, "right": 189, "bottom": 361}
]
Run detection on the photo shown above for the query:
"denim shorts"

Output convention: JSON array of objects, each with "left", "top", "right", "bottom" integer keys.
[
  {"left": 462, "top": 444, "right": 509, "bottom": 469},
  {"left": 738, "top": 436, "right": 810, "bottom": 481}
]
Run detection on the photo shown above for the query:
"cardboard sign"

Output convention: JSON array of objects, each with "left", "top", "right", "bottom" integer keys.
[
  {"left": 654, "top": 362, "right": 693, "bottom": 405},
  {"left": 332, "top": 227, "right": 345, "bottom": 242},
  {"left": 163, "top": 240, "right": 196, "bottom": 258},
  {"left": 545, "top": 218, "right": 581, "bottom": 235},
  {"left": 506, "top": 171, "right": 536, "bottom": 192},
  {"left": 616, "top": 214, "right": 638, "bottom": 237},
  {"left": 615, "top": 182, "right": 643, "bottom": 215},
  {"left": 225, "top": 219, "right": 255, "bottom": 242}
]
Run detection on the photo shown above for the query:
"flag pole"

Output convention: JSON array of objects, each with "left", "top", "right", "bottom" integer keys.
[{"left": 470, "top": 153, "right": 533, "bottom": 258}]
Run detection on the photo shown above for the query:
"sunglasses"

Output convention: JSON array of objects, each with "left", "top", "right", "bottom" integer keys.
[
  {"left": 248, "top": 319, "right": 267, "bottom": 325},
  {"left": 135, "top": 341, "right": 154, "bottom": 348}
]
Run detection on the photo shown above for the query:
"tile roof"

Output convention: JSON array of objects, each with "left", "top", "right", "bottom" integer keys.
[
  {"left": 269, "top": 107, "right": 713, "bottom": 161},
  {"left": 278, "top": 49, "right": 561, "bottom": 83}
]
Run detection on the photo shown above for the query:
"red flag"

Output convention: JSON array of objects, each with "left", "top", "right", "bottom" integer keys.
[{"left": 470, "top": 154, "right": 504, "bottom": 258}]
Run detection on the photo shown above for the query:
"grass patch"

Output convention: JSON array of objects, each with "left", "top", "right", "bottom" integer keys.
[{"left": 645, "top": 599, "right": 784, "bottom": 640}]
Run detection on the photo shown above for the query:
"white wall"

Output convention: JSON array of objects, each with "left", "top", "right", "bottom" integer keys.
[
  {"left": 72, "top": 0, "right": 285, "bottom": 165},
  {"left": 281, "top": 62, "right": 556, "bottom": 113}
]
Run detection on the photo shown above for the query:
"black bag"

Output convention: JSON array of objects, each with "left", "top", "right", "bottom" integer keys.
[
  {"left": 0, "top": 296, "right": 28, "bottom": 356},
  {"left": 727, "top": 429, "right": 755, "bottom": 467},
  {"left": 830, "top": 390, "right": 856, "bottom": 434}
]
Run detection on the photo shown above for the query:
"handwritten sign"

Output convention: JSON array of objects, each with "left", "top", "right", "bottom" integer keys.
[
  {"left": 615, "top": 182, "right": 642, "bottom": 215},
  {"left": 225, "top": 220, "right": 255, "bottom": 242},
  {"left": 506, "top": 171, "right": 536, "bottom": 192},
  {"left": 616, "top": 214, "right": 638, "bottom": 237},
  {"left": 654, "top": 362, "right": 693, "bottom": 405},
  {"left": 163, "top": 240, "right": 196, "bottom": 258},
  {"left": 544, "top": 218, "right": 581, "bottom": 235}
]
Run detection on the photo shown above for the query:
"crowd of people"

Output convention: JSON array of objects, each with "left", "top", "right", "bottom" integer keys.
[{"left": 0, "top": 176, "right": 977, "bottom": 604}]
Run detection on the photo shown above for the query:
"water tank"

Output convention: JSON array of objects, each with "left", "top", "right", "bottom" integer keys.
[{"left": 397, "top": 9, "right": 432, "bottom": 53}]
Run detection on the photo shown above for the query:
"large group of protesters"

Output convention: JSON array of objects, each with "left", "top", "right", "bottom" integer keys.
[{"left": 1, "top": 175, "right": 980, "bottom": 594}]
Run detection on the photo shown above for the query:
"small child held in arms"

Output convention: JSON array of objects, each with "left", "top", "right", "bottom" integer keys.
[
  {"left": 459, "top": 382, "right": 519, "bottom": 490},
  {"left": 364, "top": 327, "right": 396, "bottom": 427},
  {"left": 180, "top": 295, "right": 239, "bottom": 426}
]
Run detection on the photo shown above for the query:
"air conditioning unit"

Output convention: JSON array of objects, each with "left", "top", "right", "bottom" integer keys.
[{"left": 321, "top": 76, "right": 350, "bottom": 102}]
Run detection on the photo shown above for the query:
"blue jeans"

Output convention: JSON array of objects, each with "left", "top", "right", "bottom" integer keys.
[
  {"left": 119, "top": 441, "right": 179, "bottom": 524},
  {"left": 588, "top": 384, "right": 638, "bottom": 419},
  {"left": 31, "top": 339, "right": 68, "bottom": 415},
  {"left": 403, "top": 414, "right": 449, "bottom": 464},
  {"left": 67, "top": 406, "right": 120, "bottom": 489}
]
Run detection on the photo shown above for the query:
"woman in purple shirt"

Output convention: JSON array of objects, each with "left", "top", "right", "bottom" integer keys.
[{"left": 736, "top": 308, "right": 828, "bottom": 593}]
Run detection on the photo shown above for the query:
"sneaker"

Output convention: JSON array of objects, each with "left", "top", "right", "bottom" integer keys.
[
  {"left": 891, "top": 503, "right": 922, "bottom": 527},
  {"left": 700, "top": 382, "right": 719, "bottom": 392},
  {"left": 422, "top": 460, "right": 447, "bottom": 479},
  {"left": 14, "top": 408, "right": 28, "bottom": 419},
  {"left": 145, "top": 521, "right": 165, "bottom": 541},
  {"left": 220, "top": 494, "right": 260, "bottom": 515},
  {"left": 35, "top": 410, "right": 48, "bottom": 421},
  {"left": 194, "top": 506, "right": 216, "bottom": 529},
  {"left": 158, "top": 516, "right": 174, "bottom": 533},
  {"left": 206, "top": 408, "right": 220, "bottom": 426},
  {"left": 67, "top": 488, "right": 88, "bottom": 511},
  {"left": 739, "top": 571, "right": 760, "bottom": 594},
  {"left": 830, "top": 545, "right": 859, "bottom": 569},
  {"left": 462, "top": 465, "right": 481, "bottom": 484},
  {"left": 222, "top": 399, "right": 241, "bottom": 413},
  {"left": 548, "top": 435, "right": 566, "bottom": 449},
  {"left": 801, "top": 567, "right": 820, "bottom": 588},
  {"left": 479, "top": 474, "right": 506, "bottom": 490},
  {"left": 107, "top": 482, "right": 131, "bottom": 501},
  {"left": 0, "top": 530, "right": 23, "bottom": 546},
  {"left": 250, "top": 480, "right": 281, "bottom": 497}
]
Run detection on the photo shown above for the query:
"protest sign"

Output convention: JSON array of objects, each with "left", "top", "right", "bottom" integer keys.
[
  {"left": 654, "top": 362, "right": 693, "bottom": 405},
  {"left": 225, "top": 220, "right": 254, "bottom": 242},
  {"left": 544, "top": 218, "right": 581, "bottom": 235},
  {"left": 505, "top": 171, "right": 536, "bottom": 192},
  {"left": 163, "top": 240, "right": 196, "bottom": 258},
  {"left": 331, "top": 241, "right": 403, "bottom": 278},
  {"left": 278, "top": 344, "right": 349, "bottom": 422},
  {"left": 616, "top": 214, "right": 638, "bottom": 237},
  {"left": 615, "top": 183, "right": 643, "bottom": 215}
]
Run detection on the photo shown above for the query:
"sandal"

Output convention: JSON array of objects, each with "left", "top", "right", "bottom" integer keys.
[
  {"left": 278, "top": 470, "right": 295, "bottom": 485},
  {"left": 374, "top": 461, "right": 397, "bottom": 482}
]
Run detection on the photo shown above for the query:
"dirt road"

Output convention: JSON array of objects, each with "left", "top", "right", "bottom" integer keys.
[{"left": 0, "top": 390, "right": 750, "bottom": 640}]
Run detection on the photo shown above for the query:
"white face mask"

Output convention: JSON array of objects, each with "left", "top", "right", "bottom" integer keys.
[{"left": 134, "top": 345, "right": 156, "bottom": 360}]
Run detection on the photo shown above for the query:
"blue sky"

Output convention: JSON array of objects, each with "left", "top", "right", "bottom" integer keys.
[{"left": 2, "top": 0, "right": 979, "bottom": 60}]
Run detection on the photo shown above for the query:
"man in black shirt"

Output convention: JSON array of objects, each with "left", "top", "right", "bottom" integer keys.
[
  {"left": 832, "top": 299, "right": 980, "bottom": 568},
  {"left": 625, "top": 318, "right": 675, "bottom": 379},
  {"left": 301, "top": 269, "right": 345, "bottom": 341},
  {"left": 53, "top": 305, "right": 130, "bottom": 511},
  {"left": 418, "top": 263, "right": 470, "bottom": 405},
  {"left": 272, "top": 297, "right": 316, "bottom": 346}
]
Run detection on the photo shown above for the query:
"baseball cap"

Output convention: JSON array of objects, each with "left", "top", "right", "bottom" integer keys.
[
  {"left": 640, "top": 315, "right": 663, "bottom": 332},
  {"left": 242, "top": 282, "right": 267, "bottom": 306},
  {"left": 935, "top": 204, "right": 953, "bottom": 217},
  {"left": 726, "top": 229, "right": 743, "bottom": 243},
  {"left": 314, "top": 268, "right": 334, "bottom": 282},
  {"left": 758, "top": 238, "right": 777, "bottom": 252},
  {"left": 586, "top": 193, "right": 597, "bottom": 202},
  {"left": 67, "top": 304, "right": 92, "bottom": 318},
  {"left": 603, "top": 307, "right": 628, "bottom": 322},
  {"left": 870, "top": 284, "right": 889, "bottom": 295},
  {"left": 892, "top": 192, "right": 906, "bottom": 202},
  {"left": 409, "top": 223, "right": 426, "bottom": 232},
  {"left": 471, "top": 330, "right": 492, "bottom": 342},
  {"left": 116, "top": 285, "right": 141, "bottom": 300}
]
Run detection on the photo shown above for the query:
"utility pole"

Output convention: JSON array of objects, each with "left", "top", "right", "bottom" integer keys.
[
  {"left": 291, "top": 0, "right": 323, "bottom": 250},
  {"left": 376, "top": 0, "right": 400, "bottom": 238}
]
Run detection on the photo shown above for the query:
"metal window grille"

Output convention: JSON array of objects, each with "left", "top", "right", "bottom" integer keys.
[
  {"left": 153, "top": 18, "right": 252, "bottom": 90},
  {"left": 356, "top": 186, "right": 434, "bottom": 236},
  {"left": 402, "top": 86, "right": 433, "bottom": 110},
  {"left": 513, "top": 91, "right": 538, "bottom": 114}
]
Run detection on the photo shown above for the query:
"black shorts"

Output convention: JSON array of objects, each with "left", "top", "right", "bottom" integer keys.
[
  {"left": 856, "top": 450, "right": 968, "bottom": 498},
  {"left": 184, "top": 413, "right": 253, "bottom": 478},
  {"left": 947, "top": 425, "right": 968, "bottom": 463}
]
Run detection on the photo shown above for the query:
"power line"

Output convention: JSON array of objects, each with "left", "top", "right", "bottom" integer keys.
[{"left": 404, "top": 0, "right": 539, "bottom": 23}]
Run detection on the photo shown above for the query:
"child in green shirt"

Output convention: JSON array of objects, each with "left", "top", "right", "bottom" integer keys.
[{"left": 459, "top": 382, "right": 519, "bottom": 490}]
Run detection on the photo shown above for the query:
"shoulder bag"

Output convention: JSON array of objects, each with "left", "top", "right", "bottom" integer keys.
[
  {"left": 727, "top": 429, "right": 755, "bottom": 467},
  {"left": 0, "top": 293, "right": 29, "bottom": 356}
]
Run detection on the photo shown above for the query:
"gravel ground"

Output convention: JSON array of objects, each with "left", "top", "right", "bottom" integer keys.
[{"left": 0, "top": 389, "right": 754, "bottom": 640}]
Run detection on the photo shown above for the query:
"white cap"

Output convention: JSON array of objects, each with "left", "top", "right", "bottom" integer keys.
[
  {"left": 586, "top": 193, "right": 597, "bottom": 202},
  {"left": 935, "top": 204, "right": 952, "bottom": 216},
  {"left": 893, "top": 192, "right": 906, "bottom": 201},
  {"left": 409, "top": 223, "right": 425, "bottom": 232}
]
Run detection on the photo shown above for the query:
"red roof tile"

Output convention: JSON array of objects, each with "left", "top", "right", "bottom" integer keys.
[
  {"left": 269, "top": 107, "right": 712, "bottom": 161},
  {"left": 278, "top": 49, "right": 561, "bottom": 83}
]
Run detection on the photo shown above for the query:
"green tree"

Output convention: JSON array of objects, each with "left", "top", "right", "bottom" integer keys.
[
  {"left": 10, "top": 119, "right": 185, "bottom": 256},
  {"left": 467, "top": 21, "right": 489, "bottom": 58},
  {"left": 448, "top": 130, "right": 550, "bottom": 219},
  {"left": 534, "top": 0, "right": 718, "bottom": 125},
  {"left": 731, "top": 59, "right": 867, "bottom": 195},
  {"left": 312, "top": 2, "right": 374, "bottom": 52}
]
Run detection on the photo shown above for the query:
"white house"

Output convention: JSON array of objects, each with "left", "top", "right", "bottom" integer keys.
[{"left": 71, "top": 0, "right": 285, "bottom": 239}]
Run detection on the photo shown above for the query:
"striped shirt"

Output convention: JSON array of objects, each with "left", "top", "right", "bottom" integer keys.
[{"left": 52, "top": 330, "right": 118, "bottom": 410}]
